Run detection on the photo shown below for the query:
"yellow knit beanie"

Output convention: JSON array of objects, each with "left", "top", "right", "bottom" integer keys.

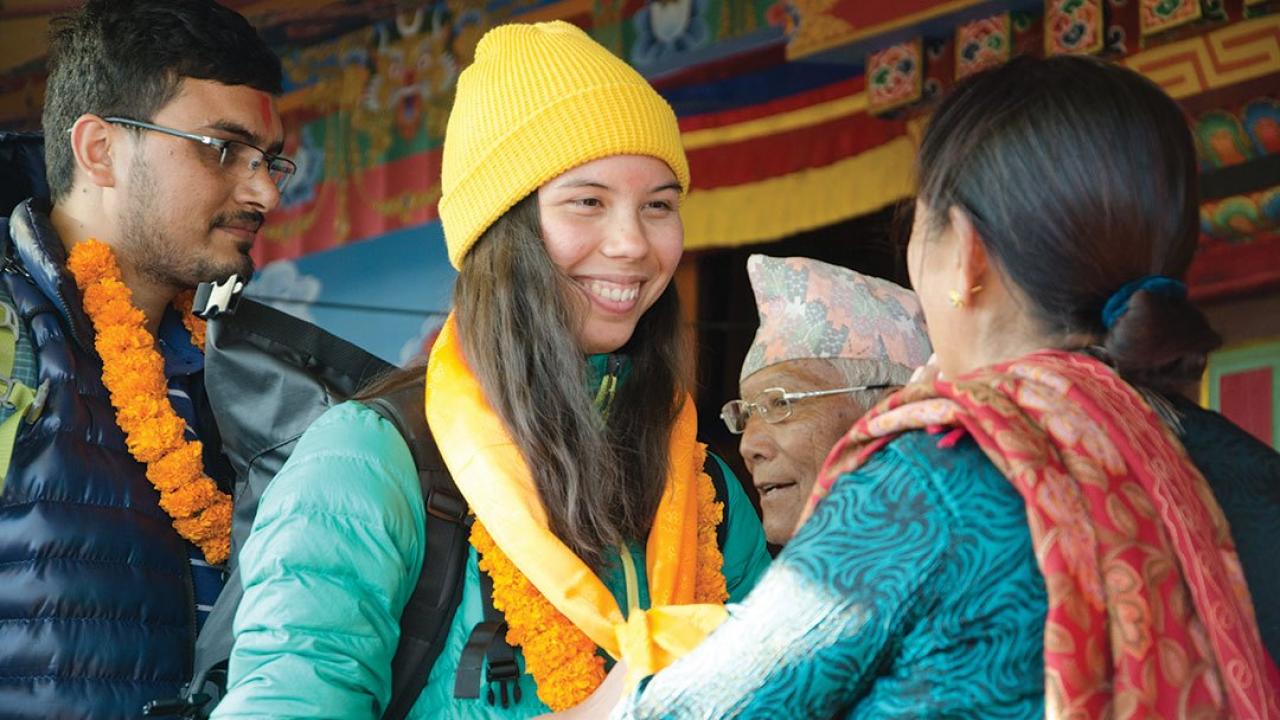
[{"left": 439, "top": 21, "right": 690, "bottom": 269}]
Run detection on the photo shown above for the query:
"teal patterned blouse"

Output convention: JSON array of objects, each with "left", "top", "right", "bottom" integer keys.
[{"left": 614, "top": 431, "right": 1048, "bottom": 719}]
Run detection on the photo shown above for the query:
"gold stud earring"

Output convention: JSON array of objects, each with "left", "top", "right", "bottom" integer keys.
[{"left": 949, "top": 284, "right": 983, "bottom": 308}]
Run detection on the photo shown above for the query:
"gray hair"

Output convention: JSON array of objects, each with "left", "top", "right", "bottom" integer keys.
[{"left": 824, "top": 357, "right": 912, "bottom": 415}]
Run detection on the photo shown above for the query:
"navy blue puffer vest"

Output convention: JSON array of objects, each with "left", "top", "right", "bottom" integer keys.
[{"left": 0, "top": 200, "right": 198, "bottom": 719}]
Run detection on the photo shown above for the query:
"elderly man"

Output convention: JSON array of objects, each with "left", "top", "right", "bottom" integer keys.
[{"left": 723, "top": 254, "right": 931, "bottom": 544}]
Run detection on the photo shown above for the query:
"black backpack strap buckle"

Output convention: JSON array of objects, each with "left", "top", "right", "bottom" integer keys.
[
  {"left": 191, "top": 274, "right": 245, "bottom": 319},
  {"left": 485, "top": 658, "right": 522, "bottom": 708},
  {"left": 140, "top": 693, "right": 211, "bottom": 718},
  {"left": 453, "top": 619, "right": 506, "bottom": 700},
  {"left": 454, "top": 566, "right": 524, "bottom": 708},
  {"left": 425, "top": 486, "right": 470, "bottom": 525}
]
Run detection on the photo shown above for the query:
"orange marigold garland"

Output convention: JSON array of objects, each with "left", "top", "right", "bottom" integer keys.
[
  {"left": 692, "top": 445, "right": 729, "bottom": 605},
  {"left": 67, "top": 239, "right": 231, "bottom": 564},
  {"left": 472, "top": 522, "right": 607, "bottom": 711},
  {"left": 470, "top": 455, "right": 727, "bottom": 711},
  {"left": 173, "top": 289, "right": 206, "bottom": 348}
]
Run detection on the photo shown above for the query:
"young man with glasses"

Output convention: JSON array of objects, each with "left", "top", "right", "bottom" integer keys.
[
  {"left": 726, "top": 255, "right": 931, "bottom": 545},
  {"left": 0, "top": 1, "right": 291, "bottom": 716}
]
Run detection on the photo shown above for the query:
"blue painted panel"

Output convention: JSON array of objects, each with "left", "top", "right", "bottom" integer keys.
[{"left": 246, "top": 220, "right": 455, "bottom": 364}]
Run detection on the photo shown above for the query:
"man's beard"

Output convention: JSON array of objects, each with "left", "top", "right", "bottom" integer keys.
[{"left": 119, "top": 161, "right": 257, "bottom": 290}]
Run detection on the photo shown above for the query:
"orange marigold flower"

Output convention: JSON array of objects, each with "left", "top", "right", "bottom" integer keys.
[
  {"left": 65, "top": 239, "right": 120, "bottom": 284},
  {"left": 116, "top": 392, "right": 180, "bottom": 430},
  {"left": 105, "top": 372, "right": 169, "bottom": 406},
  {"left": 84, "top": 282, "right": 144, "bottom": 326},
  {"left": 173, "top": 290, "right": 195, "bottom": 314},
  {"left": 108, "top": 349, "right": 167, "bottom": 384},
  {"left": 201, "top": 535, "right": 231, "bottom": 566},
  {"left": 147, "top": 443, "right": 205, "bottom": 493},
  {"left": 159, "top": 476, "right": 222, "bottom": 519},
  {"left": 172, "top": 290, "right": 207, "bottom": 348},
  {"left": 175, "top": 500, "right": 233, "bottom": 564},
  {"left": 176, "top": 498, "right": 232, "bottom": 543},
  {"left": 95, "top": 324, "right": 154, "bottom": 355},
  {"left": 201, "top": 499, "right": 233, "bottom": 533},
  {"left": 101, "top": 351, "right": 165, "bottom": 385},
  {"left": 126, "top": 415, "right": 187, "bottom": 463},
  {"left": 80, "top": 283, "right": 111, "bottom": 316}
]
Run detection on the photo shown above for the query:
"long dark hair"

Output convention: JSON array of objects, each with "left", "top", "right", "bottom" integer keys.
[
  {"left": 361, "top": 195, "right": 687, "bottom": 570},
  {"left": 916, "top": 54, "right": 1219, "bottom": 392}
]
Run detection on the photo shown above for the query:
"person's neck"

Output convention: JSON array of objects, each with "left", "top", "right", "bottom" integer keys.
[
  {"left": 958, "top": 321, "right": 1054, "bottom": 375},
  {"left": 945, "top": 290, "right": 1088, "bottom": 378},
  {"left": 51, "top": 199, "right": 174, "bottom": 337}
]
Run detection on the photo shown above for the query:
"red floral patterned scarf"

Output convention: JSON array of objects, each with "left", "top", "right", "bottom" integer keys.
[{"left": 803, "top": 350, "right": 1280, "bottom": 718}]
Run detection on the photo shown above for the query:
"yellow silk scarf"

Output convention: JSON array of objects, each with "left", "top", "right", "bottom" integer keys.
[{"left": 424, "top": 315, "right": 726, "bottom": 681}]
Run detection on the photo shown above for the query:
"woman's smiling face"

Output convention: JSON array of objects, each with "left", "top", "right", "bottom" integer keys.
[{"left": 537, "top": 154, "right": 685, "bottom": 354}]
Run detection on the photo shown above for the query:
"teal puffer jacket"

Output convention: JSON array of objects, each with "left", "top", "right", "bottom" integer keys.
[{"left": 212, "top": 401, "right": 771, "bottom": 719}]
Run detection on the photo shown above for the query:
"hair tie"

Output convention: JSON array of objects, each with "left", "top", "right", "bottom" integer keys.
[{"left": 1101, "top": 275, "right": 1187, "bottom": 330}]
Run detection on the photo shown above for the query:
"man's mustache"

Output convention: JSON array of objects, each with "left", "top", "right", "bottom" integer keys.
[{"left": 211, "top": 211, "right": 265, "bottom": 234}]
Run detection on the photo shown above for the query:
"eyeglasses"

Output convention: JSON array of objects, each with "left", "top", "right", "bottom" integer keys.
[
  {"left": 720, "top": 384, "right": 899, "bottom": 435},
  {"left": 104, "top": 116, "right": 297, "bottom": 192}
]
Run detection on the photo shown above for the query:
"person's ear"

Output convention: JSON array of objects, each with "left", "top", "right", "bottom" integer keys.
[
  {"left": 68, "top": 114, "right": 120, "bottom": 189},
  {"left": 947, "top": 206, "right": 989, "bottom": 306}
]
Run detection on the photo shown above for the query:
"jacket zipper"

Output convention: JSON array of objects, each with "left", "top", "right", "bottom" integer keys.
[
  {"left": 9, "top": 204, "right": 92, "bottom": 350},
  {"left": 184, "top": 555, "right": 198, "bottom": 678}
]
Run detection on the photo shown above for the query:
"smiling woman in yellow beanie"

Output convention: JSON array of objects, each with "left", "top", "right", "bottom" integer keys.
[
  {"left": 440, "top": 20, "right": 690, "bottom": 269},
  {"left": 213, "top": 20, "right": 769, "bottom": 720}
]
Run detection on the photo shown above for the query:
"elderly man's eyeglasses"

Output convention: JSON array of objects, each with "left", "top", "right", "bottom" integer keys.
[
  {"left": 720, "top": 385, "right": 899, "bottom": 435},
  {"left": 104, "top": 117, "right": 297, "bottom": 192}
]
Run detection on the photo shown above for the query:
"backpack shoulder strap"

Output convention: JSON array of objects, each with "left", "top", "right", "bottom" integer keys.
[
  {"left": 0, "top": 265, "right": 46, "bottom": 489},
  {"left": 363, "top": 381, "right": 471, "bottom": 720},
  {"left": 703, "top": 451, "right": 729, "bottom": 550},
  {"left": 452, "top": 566, "right": 522, "bottom": 707}
]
